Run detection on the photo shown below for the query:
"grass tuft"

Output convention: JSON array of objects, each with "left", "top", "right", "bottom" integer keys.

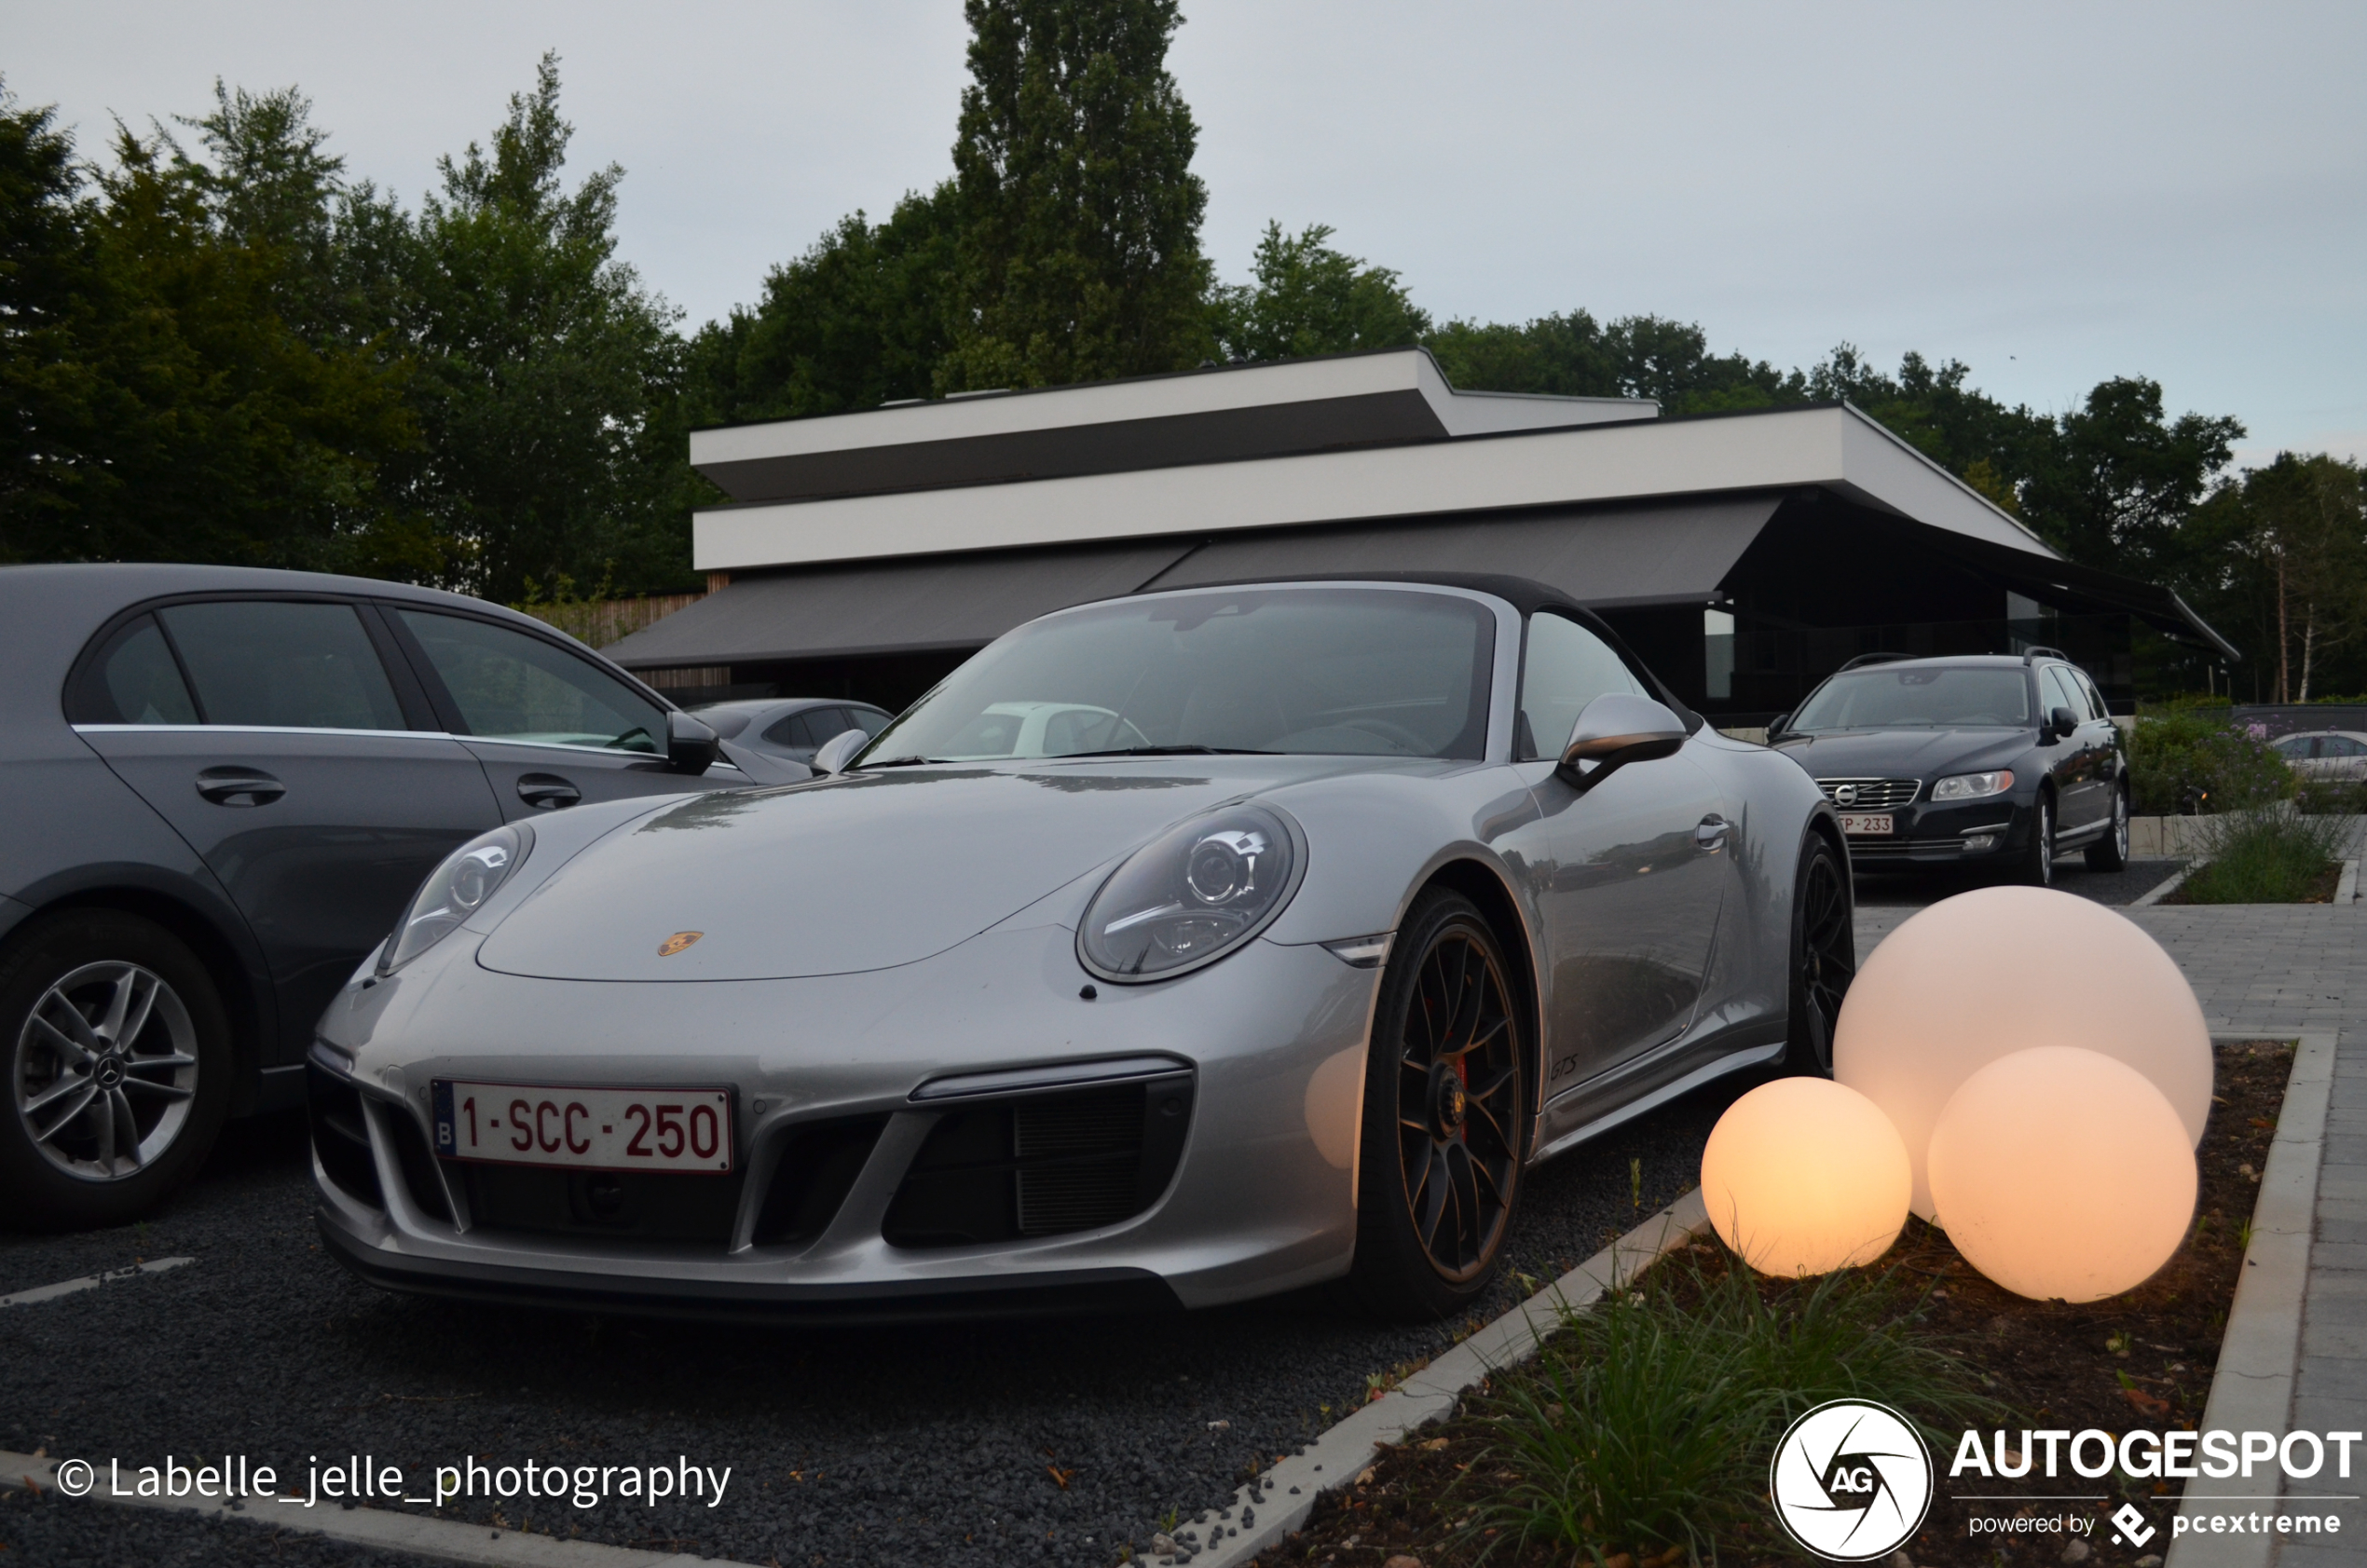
[
  {"left": 1463, "top": 1250, "right": 1998, "bottom": 1564},
  {"left": 2181, "top": 802, "right": 2355, "bottom": 903}
]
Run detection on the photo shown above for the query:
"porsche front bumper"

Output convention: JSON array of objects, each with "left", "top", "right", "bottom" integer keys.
[{"left": 308, "top": 924, "right": 1380, "bottom": 1318}]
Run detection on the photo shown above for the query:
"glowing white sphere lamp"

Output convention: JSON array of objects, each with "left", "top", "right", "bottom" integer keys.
[
  {"left": 1927, "top": 1045, "right": 2196, "bottom": 1302},
  {"left": 1833, "top": 885, "right": 2210, "bottom": 1218},
  {"left": 1700, "top": 1077, "right": 1912, "bottom": 1276}
]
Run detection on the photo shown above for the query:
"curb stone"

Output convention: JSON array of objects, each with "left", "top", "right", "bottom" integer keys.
[
  {"left": 1142, "top": 1190, "right": 1711, "bottom": 1568},
  {"left": 2161, "top": 1029, "right": 2338, "bottom": 1568},
  {"left": 0, "top": 1453, "right": 750, "bottom": 1568},
  {"left": 2133, "top": 862, "right": 2206, "bottom": 907}
]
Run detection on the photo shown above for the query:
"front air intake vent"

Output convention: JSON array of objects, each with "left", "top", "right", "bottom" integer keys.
[
  {"left": 754, "top": 1115, "right": 888, "bottom": 1246},
  {"left": 882, "top": 1071, "right": 1194, "bottom": 1248},
  {"left": 1014, "top": 1089, "right": 1152, "bottom": 1235},
  {"left": 307, "top": 1064, "right": 381, "bottom": 1208}
]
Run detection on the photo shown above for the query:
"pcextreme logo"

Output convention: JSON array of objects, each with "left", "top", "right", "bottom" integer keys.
[{"left": 1770, "top": 1399, "right": 1936, "bottom": 1561}]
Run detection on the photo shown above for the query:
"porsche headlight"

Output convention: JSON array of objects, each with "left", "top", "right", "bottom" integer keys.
[
  {"left": 1931, "top": 770, "right": 2015, "bottom": 801},
  {"left": 1080, "top": 805, "right": 1304, "bottom": 982},
  {"left": 378, "top": 824, "right": 532, "bottom": 975}
]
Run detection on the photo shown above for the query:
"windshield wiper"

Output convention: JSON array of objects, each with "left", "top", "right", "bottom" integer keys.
[
  {"left": 860, "top": 755, "right": 952, "bottom": 768},
  {"left": 1054, "top": 744, "right": 1281, "bottom": 758}
]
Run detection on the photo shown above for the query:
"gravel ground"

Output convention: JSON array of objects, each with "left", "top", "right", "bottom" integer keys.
[
  {"left": 1853, "top": 855, "right": 2185, "bottom": 907},
  {"left": 0, "top": 1069, "right": 1746, "bottom": 1568},
  {"left": 0, "top": 1486, "right": 421, "bottom": 1568}
]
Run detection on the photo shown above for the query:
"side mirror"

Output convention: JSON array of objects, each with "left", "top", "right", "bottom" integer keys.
[
  {"left": 2048, "top": 706, "right": 2078, "bottom": 740},
  {"left": 665, "top": 711, "right": 719, "bottom": 775},
  {"left": 1767, "top": 712, "right": 1792, "bottom": 739},
  {"left": 1559, "top": 693, "right": 1689, "bottom": 794},
  {"left": 811, "top": 728, "right": 869, "bottom": 776}
]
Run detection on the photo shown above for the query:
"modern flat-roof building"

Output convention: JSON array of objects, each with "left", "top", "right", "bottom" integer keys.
[{"left": 608, "top": 348, "right": 2232, "bottom": 720}]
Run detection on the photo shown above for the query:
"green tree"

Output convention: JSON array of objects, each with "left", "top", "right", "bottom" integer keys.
[
  {"left": 1424, "top": 309, "right": 1804, "bottom": 410},
  {"left": 0, "top": 87, "right": 105, "bottom": 561},
  {"left": 941, "top": 0, "right": 1213, "bottom": 390},
  {"left": 2191, "top": 455, "right": 2367, "bottom": 702},
  {"left": 394, "top": 53, "right": 695, "bottom": 601},
  {"left": 2020, "top": 376, "right": 2244, "bottom": 579},
  {"left": 3, "top": 85, "right": 420, "bottom": 572},
  {"left": 685, "top": 187, "right": 956, "bottom": 425},
  {"left": 1211, "top": 222, "right": 1430, "bottom": 361}
]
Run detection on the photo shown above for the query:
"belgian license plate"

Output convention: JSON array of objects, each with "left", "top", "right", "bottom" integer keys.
[
  {"left": 431, "top": 1081, "right": 733, "bottom": 1173},
  {"left": 1838, "top": 812, "right": 1895, "bottom": 836}
]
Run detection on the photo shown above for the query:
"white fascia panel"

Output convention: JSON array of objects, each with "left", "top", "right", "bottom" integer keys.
[
  {"left": 690, "top": 349, "right": 1654, "bottom": 470},
  {"left": 1830, "top": 407, "right": 2057, "bottom": 554},
  {"left": 694, "top": 406, "right": 1839, "bottom": 572},
  {"left": 691, "top": 355, "right": 1437, "bottom": 468}
]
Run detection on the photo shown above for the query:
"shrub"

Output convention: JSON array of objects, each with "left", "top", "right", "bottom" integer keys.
[
  {"left": 2181, "top": 803, "right": 2357, "bottom": 904},
  {"left": 2128, "top": 710, "right": 2293, "bottom": 814},
  {"left": 1467, "top": 1255, "right": 1994, "bottom": 1563}
]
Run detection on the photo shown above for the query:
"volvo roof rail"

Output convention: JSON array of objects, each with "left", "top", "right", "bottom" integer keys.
[
  {"left": 1838, "top": 651, "right": 1916, "bottom": 671},
  {"left": 2020, "top": 646, "right": 2069, "bottom": 663}
]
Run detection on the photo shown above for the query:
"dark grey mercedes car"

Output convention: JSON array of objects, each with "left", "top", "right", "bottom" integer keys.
[{"left": 0, "top": 564, "right": 791, "bottom": 1230}]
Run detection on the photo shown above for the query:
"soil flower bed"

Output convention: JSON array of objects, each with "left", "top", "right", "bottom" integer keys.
[{"left": 1259, "top": 1042, "right": 2292, "bottom": 1568}]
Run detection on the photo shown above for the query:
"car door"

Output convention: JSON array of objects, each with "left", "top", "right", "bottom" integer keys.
[
  {"left": 1499, "top": 612, "right": 1731, "bottom": 1110},
  {"left": 70, "top": 599, "right": 506, "bottom": 1063},
  {"left": 2038, "top": 665, "right": 2100, "bottom": 831},
  {"left": 383, "top": 606, "right": 732, "bottom": 820}
]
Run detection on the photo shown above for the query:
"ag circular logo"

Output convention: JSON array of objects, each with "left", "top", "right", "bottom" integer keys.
[{"left": 1768, "top": 1398, "right": 1934, "bottom": 1561}]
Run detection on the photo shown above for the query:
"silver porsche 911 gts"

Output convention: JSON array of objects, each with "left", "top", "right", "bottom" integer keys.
[{"left": 310, "top": 576, "right": 1850, "bottom": 1321}]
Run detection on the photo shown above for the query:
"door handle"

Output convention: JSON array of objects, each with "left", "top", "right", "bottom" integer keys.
[
  {"left": 1694, "top": 814, "right": 1730, "bottom": 851},
  {"left": 516, "top": 773, "right": 581, "bottom": 810},
  {"left": 196, "top": 767, "right": 285, "bottom": 807}
]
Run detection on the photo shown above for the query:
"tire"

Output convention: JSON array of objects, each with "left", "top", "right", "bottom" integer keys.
[
  {"left": 2018, "top": 792, "right": 2057, "bottom": 887},
  {"left": 2086, "top": 783, "right": 2131, "bottom": 872},
  {"left": 1347, "top": 889, "right": 1526, "bottom": 1320},
  {"left": 1784, "top": 833, "right": 1854, "bottom": 1076},
  {"left": 0, "top": 911, "right": 232, "bottom": 1231}
]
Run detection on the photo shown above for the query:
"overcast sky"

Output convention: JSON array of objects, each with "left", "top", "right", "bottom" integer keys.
[{"left": 7, "top": 1, "right": 2361, "bottom": 465}]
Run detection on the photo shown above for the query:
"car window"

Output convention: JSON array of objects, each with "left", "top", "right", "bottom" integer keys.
[
  {"left": 1518, "top": 611, "right": 1649, "bottom": 760},
  {"left": 2273, "top": 735, "right": 2313, "bottom": 759},
  {"left": 2041, "top": 666, "right": 2086, "bottom": 721},
  {"left": 1789, "top": 666, "right": 2033, "bottom": 731},
  {"left": 2073, "top": 669, "right": 2108, "bottom": 720},
  {"left": 89, "top": 617, "right": 200, "bottom": 725},
  {"left": 762, "top": 709, "right": 826, "bottom": 749},
  {"left": 2328, "top": 736, "right": 2364, "bottom": 758},
  {"left": 396, "top": 609, "right": 664, "bottom": 754},
  {"left": 156, "top": 601, "right": 405, "bottom": 730},
  {"left": 850, "top": 706, "right": 891, "bottom": 737},
  {"left": 807, "top": 707, "right": 855, "bottom": 743},
  {"left": 869, "top": 588, "right": 1497, "bottom": 762}
]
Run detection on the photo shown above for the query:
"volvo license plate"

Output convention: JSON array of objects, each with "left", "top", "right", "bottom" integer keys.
[
  {"left": 431, "top": 1081, "right": 733, "bottom": 1173},
  {"left": 1838, "top": 812, "right": 1895, "bottom": 836}
]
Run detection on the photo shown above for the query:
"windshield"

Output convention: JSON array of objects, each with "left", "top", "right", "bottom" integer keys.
[
  {"left": 865, "top": 588, "right": 1497, "bottom": 762},
  {"left": 1789, "top": 666, "right": 2032, "bottom": 731}
]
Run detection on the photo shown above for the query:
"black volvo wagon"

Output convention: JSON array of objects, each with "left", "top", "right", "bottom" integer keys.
[{"left": 1767, "top": 649, "right": 2129, "bottom": 886}]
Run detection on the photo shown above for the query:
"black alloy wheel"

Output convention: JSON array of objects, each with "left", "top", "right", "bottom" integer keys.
[
  {"left": 2020, "top": 792, "right": 2056, "bottom": 887},
  {"left": 1784, "top": 834, "right": 1854, "bottom": 1076},
  {"left": 1348, "top": 889, "right": 1526, "bottom": 1319},
  {"left": 0, "top": 910, "right": 231, "bottom": 1231},
  {"left": 2087, "top": 784, "right": 2131, "bottom": 872}
]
